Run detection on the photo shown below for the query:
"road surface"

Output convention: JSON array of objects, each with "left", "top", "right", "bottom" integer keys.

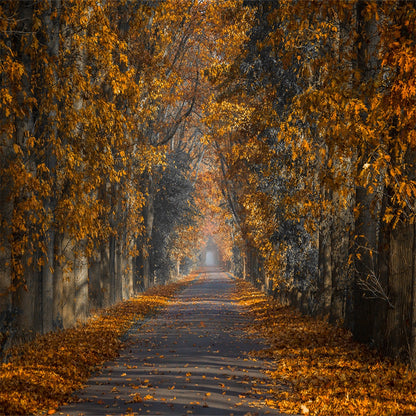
[{"left": 58, "top": 270, "right": 294, "bottom": 416}]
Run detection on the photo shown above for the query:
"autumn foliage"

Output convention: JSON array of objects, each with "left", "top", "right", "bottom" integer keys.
[
  {"left": 0, "top": 0, "right": 254, "bottom": 349},
  {"left": 2, "top": 1, "right": 416, "bottom": 411},
  {"left": 203, "top": 0, "right": 416, "bottom": 362},
  {"left": 0, "top": 278, "right": 191, "bottom": 415},
  {"left": 235, "top": 279, "right": 416, "bottom": 416}
]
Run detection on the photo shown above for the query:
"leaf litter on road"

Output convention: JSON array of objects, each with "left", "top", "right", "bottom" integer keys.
[{"left": 0, "top": 276, "right": 194, "bottom": 415}]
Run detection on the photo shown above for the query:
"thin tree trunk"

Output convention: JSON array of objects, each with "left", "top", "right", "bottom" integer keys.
[
  {"left": 411, "top": 222, "right": 416, "bottom": 367},
  {"left": 10, "top": 0, "right": 35, "bottom": 338},
  {"left": 143, "top": 174, "right": 155, "bottom": 289},
  {"left": 40, "top": 0, "right": 61, "bottom": 333},
  {"left": 318, "top": 221, "right": 332, "bottom": 317}
]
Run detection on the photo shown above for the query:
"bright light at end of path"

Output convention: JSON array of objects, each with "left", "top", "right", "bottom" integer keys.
[{"left": 205, "top": 250, "right": 217, "bottom": 266}]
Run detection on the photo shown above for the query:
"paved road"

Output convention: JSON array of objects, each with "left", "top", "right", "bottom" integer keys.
[{"left": 58, "top": 270, "right": 292, "bottom": 416}]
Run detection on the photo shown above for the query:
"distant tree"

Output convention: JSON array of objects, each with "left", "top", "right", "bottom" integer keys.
[{"left": 152, "top": 149, "right": 198, "bottom": 282}]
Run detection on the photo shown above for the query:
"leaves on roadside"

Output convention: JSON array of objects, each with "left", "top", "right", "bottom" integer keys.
[
  {"left": 0, "top": 279, "right": 191, "bottom": 415},
  {"left": 235, "top": 280, "right": 416, "bottom": 416}
]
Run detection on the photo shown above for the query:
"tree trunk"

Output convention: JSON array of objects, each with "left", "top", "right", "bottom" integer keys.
[
  {"left": 40, "top": 0, "right": 61, "bottom": 333},
  {"left": 143, "top": 174, "right": 155, "bottom": 289},
  {"left": 109, "top": 235, "right": 116, "bottom": 303},
  {"left": 318, "top": 220, "right": 332, "bottom": 318},
  {"left": 41, "top": 230, "right": 55, "bottom": 333},
  {"left": 53, "top": 233, "right": 64, "bottom": 329},
  {"left": 353, "top": 187, "right": 379, "bottom": 342},
  {"left": 176, "top": 258, "right": 180, "bottom": 276},
  {"left": 351, "top": 0, "right": 381, "bottom": 342},
  {"left": 411, "top": 222, "right": 416, "bottom": 367},
  {"left": 330, "top": 191, "right": 355, "bottom": 324},
  {"left": 9, "top": 0, "right": 35, "bottom": 342}
]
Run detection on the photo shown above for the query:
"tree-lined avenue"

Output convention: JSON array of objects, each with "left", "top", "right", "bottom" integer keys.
[
  {"left": 58, "top": 270, "right": 289, "bottom": 416},
  {"left": 2, "top": 1, "right": 416, "bottom": 414}
]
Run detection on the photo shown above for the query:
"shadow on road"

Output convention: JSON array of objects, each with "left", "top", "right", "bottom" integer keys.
[{"left": 58, "top": 271, "right": 294, "bottom": 416}]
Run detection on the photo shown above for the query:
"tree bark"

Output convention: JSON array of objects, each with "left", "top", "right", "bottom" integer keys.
[
  {"left": 10, "top": 0, "right": 36, "bottom": 340},
  {"left": 143, "top": 174, "right": 155, "bottom": 289},
  {"left": 318, "top": 220, "right": 332, "bottom": 317},
  {"left": 411, "top": 222, "right": 416, "bottom": 367},
  {"left": 40, "top": 0, "right": 61, "bottom": 333},
  {"left": 351, "top": 0, "right": 381, "bottom": 342}
]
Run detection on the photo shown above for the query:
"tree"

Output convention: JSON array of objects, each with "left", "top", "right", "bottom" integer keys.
[{"left": 204, "top": 0, "right": 416, "bottom": 363}]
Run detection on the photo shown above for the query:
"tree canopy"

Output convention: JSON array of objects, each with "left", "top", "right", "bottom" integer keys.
[{"left": 2, "top": 0, "right": 416, "bottom": 363}]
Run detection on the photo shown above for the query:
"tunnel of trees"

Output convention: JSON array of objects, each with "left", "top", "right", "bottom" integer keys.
[{"left": 1, "top": 0, "right": 416, "bottom": 365}]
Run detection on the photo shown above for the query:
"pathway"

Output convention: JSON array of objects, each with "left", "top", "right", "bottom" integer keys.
[{"left": 58, "top": 270, "right": 293, "bottom": 416}]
